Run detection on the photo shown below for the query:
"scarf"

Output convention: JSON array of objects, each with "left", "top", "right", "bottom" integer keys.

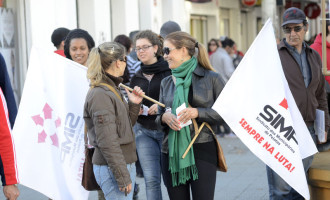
[
  {"left": 140, "top": 56, "right": 170, "bottom": 75},
  {"left": 168, "top": 57, "right": 198, "bottom": 187}
]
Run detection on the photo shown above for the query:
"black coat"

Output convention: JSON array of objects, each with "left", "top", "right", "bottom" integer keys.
[
  {"left": 130, "top": 57, "right": 171, "bottom": 130},
  {"left": 156, "top": 64, "right": 225, "bottom": 153}
]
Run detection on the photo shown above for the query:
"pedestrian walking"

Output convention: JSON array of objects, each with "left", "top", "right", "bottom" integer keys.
[{"left": 156, "top": 31, "right": 225, "bottom": 200}]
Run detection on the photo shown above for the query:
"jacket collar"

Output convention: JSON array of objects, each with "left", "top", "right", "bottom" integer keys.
[
  {"left": 100, "top": 73, "right": 123, "bottom": 88},
  {"left": 278, "top": 39, "right": 313, "bottom": 53},
  {"left": 193, "top": 64, "right": 206, "bottom": 77}
]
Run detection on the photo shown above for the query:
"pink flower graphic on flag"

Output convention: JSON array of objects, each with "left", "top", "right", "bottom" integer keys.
[{"left": 31, "top": 103, "right": 61, "bottom": 147}]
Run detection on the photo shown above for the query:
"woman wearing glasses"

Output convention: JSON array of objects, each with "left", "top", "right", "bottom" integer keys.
[
  {"left": 84, "top": 42, "right": 144, "bottom": 200},
  {"left": 156, "top": 32, "right": 225, "bottom": 200},
  {"left": 130, "top": 30, "right": 171, "bottom": 200},
  {"left": 207, "top": 38, "right": 219, "bottom": 57}
]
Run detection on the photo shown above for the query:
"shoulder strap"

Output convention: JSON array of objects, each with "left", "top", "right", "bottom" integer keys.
[
  {"left": 192, "top": 119, "right": 214, "bottom": 137},
  {"left": 98, "top": 83, "right": 123, "bottom": 102}
]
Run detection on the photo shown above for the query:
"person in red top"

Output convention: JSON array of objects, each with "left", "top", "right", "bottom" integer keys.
[
  {"left": 310, "top": 14, "right": 330, "bottom": 85},
  {"left": 0, "top": 88, "right": 19, "bottom": 200},
  {"left": 51, "top": 27, "right": 70, "bottom": 57}
]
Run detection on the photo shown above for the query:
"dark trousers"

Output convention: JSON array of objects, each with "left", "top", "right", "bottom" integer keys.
[{"left": 161, "top": 153, "right": 217, "bottom": 200}]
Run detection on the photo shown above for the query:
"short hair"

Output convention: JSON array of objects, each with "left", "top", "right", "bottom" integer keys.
[
  {"left": 114, "top": 34, "right": 132, "bottom": 52},
  {"left": 221, "top": 37, "right": 235, "bottom": 48},
  {"left": 64, "top": 29, "right": 95, "bottom": 60},
  {"left": 51, "top": 27, "right": 70, "bottom": 48},
  {"left": 133, "top": 30, "right": 164, "bottom": 57},
  {"left": 160, "top": 21, "right": 181, "bottom": 39}
]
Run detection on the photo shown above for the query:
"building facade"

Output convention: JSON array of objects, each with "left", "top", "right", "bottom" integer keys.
[{"left": 0, "top": 0, "right": 325, "bottom": 102}]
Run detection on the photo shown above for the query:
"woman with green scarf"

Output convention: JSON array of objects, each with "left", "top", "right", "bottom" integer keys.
[{"left": 155, "top": 31, "right": 225, "bottom": 200}]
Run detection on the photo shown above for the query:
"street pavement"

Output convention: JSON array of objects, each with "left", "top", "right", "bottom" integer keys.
[{"left": 0, "top": 136, "right": 269, "bottom": 200}]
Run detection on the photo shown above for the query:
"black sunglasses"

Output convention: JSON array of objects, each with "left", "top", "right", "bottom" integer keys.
[
  {"left": 283, "top": 25, "right": 304, "bottom": 34},
  {"left": 163, "top": 47, "right": 176, "bottom": 55},
  {"left": 119, "top": 56, "right": 127, "bottom": 63}
]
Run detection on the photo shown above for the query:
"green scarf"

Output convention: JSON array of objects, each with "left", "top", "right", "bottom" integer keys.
[{"left": 168, "top": 57, "right": 198, "bottom": 187}]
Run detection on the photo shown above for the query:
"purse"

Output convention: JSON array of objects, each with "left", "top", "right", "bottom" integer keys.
[
  {"left": 81, "top": 83, "right": 123, "bottom": 191},
  {"left": 192, "top": 119, "right": 228, "bottom": 172},
  {"left": 81, "top": 144, "right": 101, "bottom": 191}
]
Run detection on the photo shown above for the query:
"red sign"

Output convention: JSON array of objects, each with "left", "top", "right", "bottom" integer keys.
[
  {"left": 242, "top": 0, "right": 256, "bottom": 7},
  {"left": 304, "top": 3, "right": 321, "bottom": 19}
]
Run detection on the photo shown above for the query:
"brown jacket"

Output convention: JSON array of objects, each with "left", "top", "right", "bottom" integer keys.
[
  {"left": 278, "top": 40, "right": 329, "bottom": 131},
  {"left": 83, "top": 74, "right": 140, "bottom": 188}
]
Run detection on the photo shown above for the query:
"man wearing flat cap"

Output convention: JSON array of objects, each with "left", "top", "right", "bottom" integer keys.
[{"left": 266, "top": 7, "right": 329, "bottom": 200}]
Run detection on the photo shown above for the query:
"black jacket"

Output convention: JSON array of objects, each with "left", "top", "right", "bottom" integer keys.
[
  {"left": 155, "top": 64, "right": 225, "bottom": 153},
  {"left": 130, "top": 57, "right": 171, "bottom": 130}
]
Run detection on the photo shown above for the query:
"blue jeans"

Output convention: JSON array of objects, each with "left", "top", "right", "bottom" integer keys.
[
  {"left": 93, "top": 163, "right": 136, "bottom": 200},
  {"left": 134, "top": 123, "right": 163, "bottom": 200},
  {"left": 266, "top": 126, "right": 317, "bottom": 200}
]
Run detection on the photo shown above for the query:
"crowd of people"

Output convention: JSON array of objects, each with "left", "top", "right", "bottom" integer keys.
[{"left": 0, "top": 7, "right": 329, "bottom": 200}]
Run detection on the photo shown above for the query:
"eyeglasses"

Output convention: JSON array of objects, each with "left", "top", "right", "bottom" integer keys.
[
  {"left": 163, "top": 47, "right": 177, "bottom": 55},
  {"left": 119, "top": 56, "right": 127, "bottom": 63},
  {"left": 283, "top": 25, "right": 304, "bottom": 34},
  {"left": 135, "top": 45, "right": 153, "bottom": 52}
]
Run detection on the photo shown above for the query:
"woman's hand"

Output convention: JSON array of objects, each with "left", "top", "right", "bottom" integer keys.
[
  {"left": 119, "top": 183, "right": 132, "bottom": 195},
  {"left": 162, "top": 112, "right": 181, "bottom": 131},
  {"left": 126, "top": 86, "right": 144, "bottom": 104},
  {"left": 178, "top": 108, "right": 198, "bottom": 124},
  {"left": 148, "top": 104, "right": 158, "bottom": 115}
]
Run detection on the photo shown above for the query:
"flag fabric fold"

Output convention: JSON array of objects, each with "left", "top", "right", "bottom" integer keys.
[
  {"left": 212, "top": 19, "right": 317, "bottom": 199},
  {"left": 12, "top": 47, "right": 90, "bottom": 200}
]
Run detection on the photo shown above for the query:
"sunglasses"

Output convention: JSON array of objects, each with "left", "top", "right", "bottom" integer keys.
[
  {"left": 163, "top": 47, "right": 176, "bottom": 55},
  {"left": 283, "top": 25, "right": 304, "bottom": 34},
  {"left": 119, "top": 56, "right": 127, "bottom": 63}
]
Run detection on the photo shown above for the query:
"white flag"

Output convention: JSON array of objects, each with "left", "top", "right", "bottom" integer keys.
[
  {"left": 212, "top": 19, "right": 317, "bottom": 199},
  {"left": 12, "top": 47, "right": 89, "bottom": 200}
]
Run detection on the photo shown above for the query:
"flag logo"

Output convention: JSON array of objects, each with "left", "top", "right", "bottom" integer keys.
[{"left": 31, "top": 103, "right": 61, "bottom": 147}]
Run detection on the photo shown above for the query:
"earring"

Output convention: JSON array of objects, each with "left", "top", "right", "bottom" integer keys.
[{"left": 154, "top": 52, "right": 157, "bottom": 57}]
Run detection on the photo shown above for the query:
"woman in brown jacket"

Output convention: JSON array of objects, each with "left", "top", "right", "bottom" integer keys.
[{"left": 84, "top": 42, "right": 144, "bottom": 200}]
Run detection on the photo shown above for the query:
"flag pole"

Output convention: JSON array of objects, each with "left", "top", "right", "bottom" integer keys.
[
  {"left": 321, "top": 0, "right": 330, "bottom": 76},
  {"left": 119, "top": 83, "right": 165, "bottom": 108}
]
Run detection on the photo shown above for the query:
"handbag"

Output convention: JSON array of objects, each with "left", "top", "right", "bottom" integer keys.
[
  {"left": 81, "top": 144, "right": 101, "bottom": 191},
  {"left": 192, "top": 119, "right": 228, "bottom": 172},
  {"left": 81, "top": 83, "right": 123, "bottom": 191}
]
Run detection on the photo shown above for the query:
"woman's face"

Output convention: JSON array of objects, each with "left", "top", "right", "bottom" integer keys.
[
  {"left": 135, "top": 38, "right": 158, "bottom": 65},
  {"left": 209, "top": 41, "right": 218, "bottom": 52},
  {"left": 163, "top": 40, "right": 182, "bottom": 69},
  {"left": 69, "top": 38, "right": 90, "bottom": 66}
]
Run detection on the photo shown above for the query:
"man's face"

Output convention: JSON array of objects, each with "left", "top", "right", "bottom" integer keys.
[{"left": 283, "top": 23, "right": 308, "bottom": 49}]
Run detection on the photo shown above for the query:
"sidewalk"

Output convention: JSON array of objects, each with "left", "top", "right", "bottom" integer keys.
[{"left": 0, "top": 137, "right": 269, "bottom": 200}]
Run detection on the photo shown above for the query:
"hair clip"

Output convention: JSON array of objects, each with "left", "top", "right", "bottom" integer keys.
[
  {"left": 195, "top": 42, "right": 199, "bottom": 48},
  {"left": 98, "top": 47, "right": 101, "bottom": 53},
  {"left": 109, "top": 46, "right": 115, "bottom": 54}
]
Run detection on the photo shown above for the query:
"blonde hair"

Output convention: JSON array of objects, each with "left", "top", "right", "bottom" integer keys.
[
  {"left": 87, "top": 42, "right": 126, "bottom": 85},
  {"left": 165, "top": 31, "right": 214, "bottom": 71}
]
